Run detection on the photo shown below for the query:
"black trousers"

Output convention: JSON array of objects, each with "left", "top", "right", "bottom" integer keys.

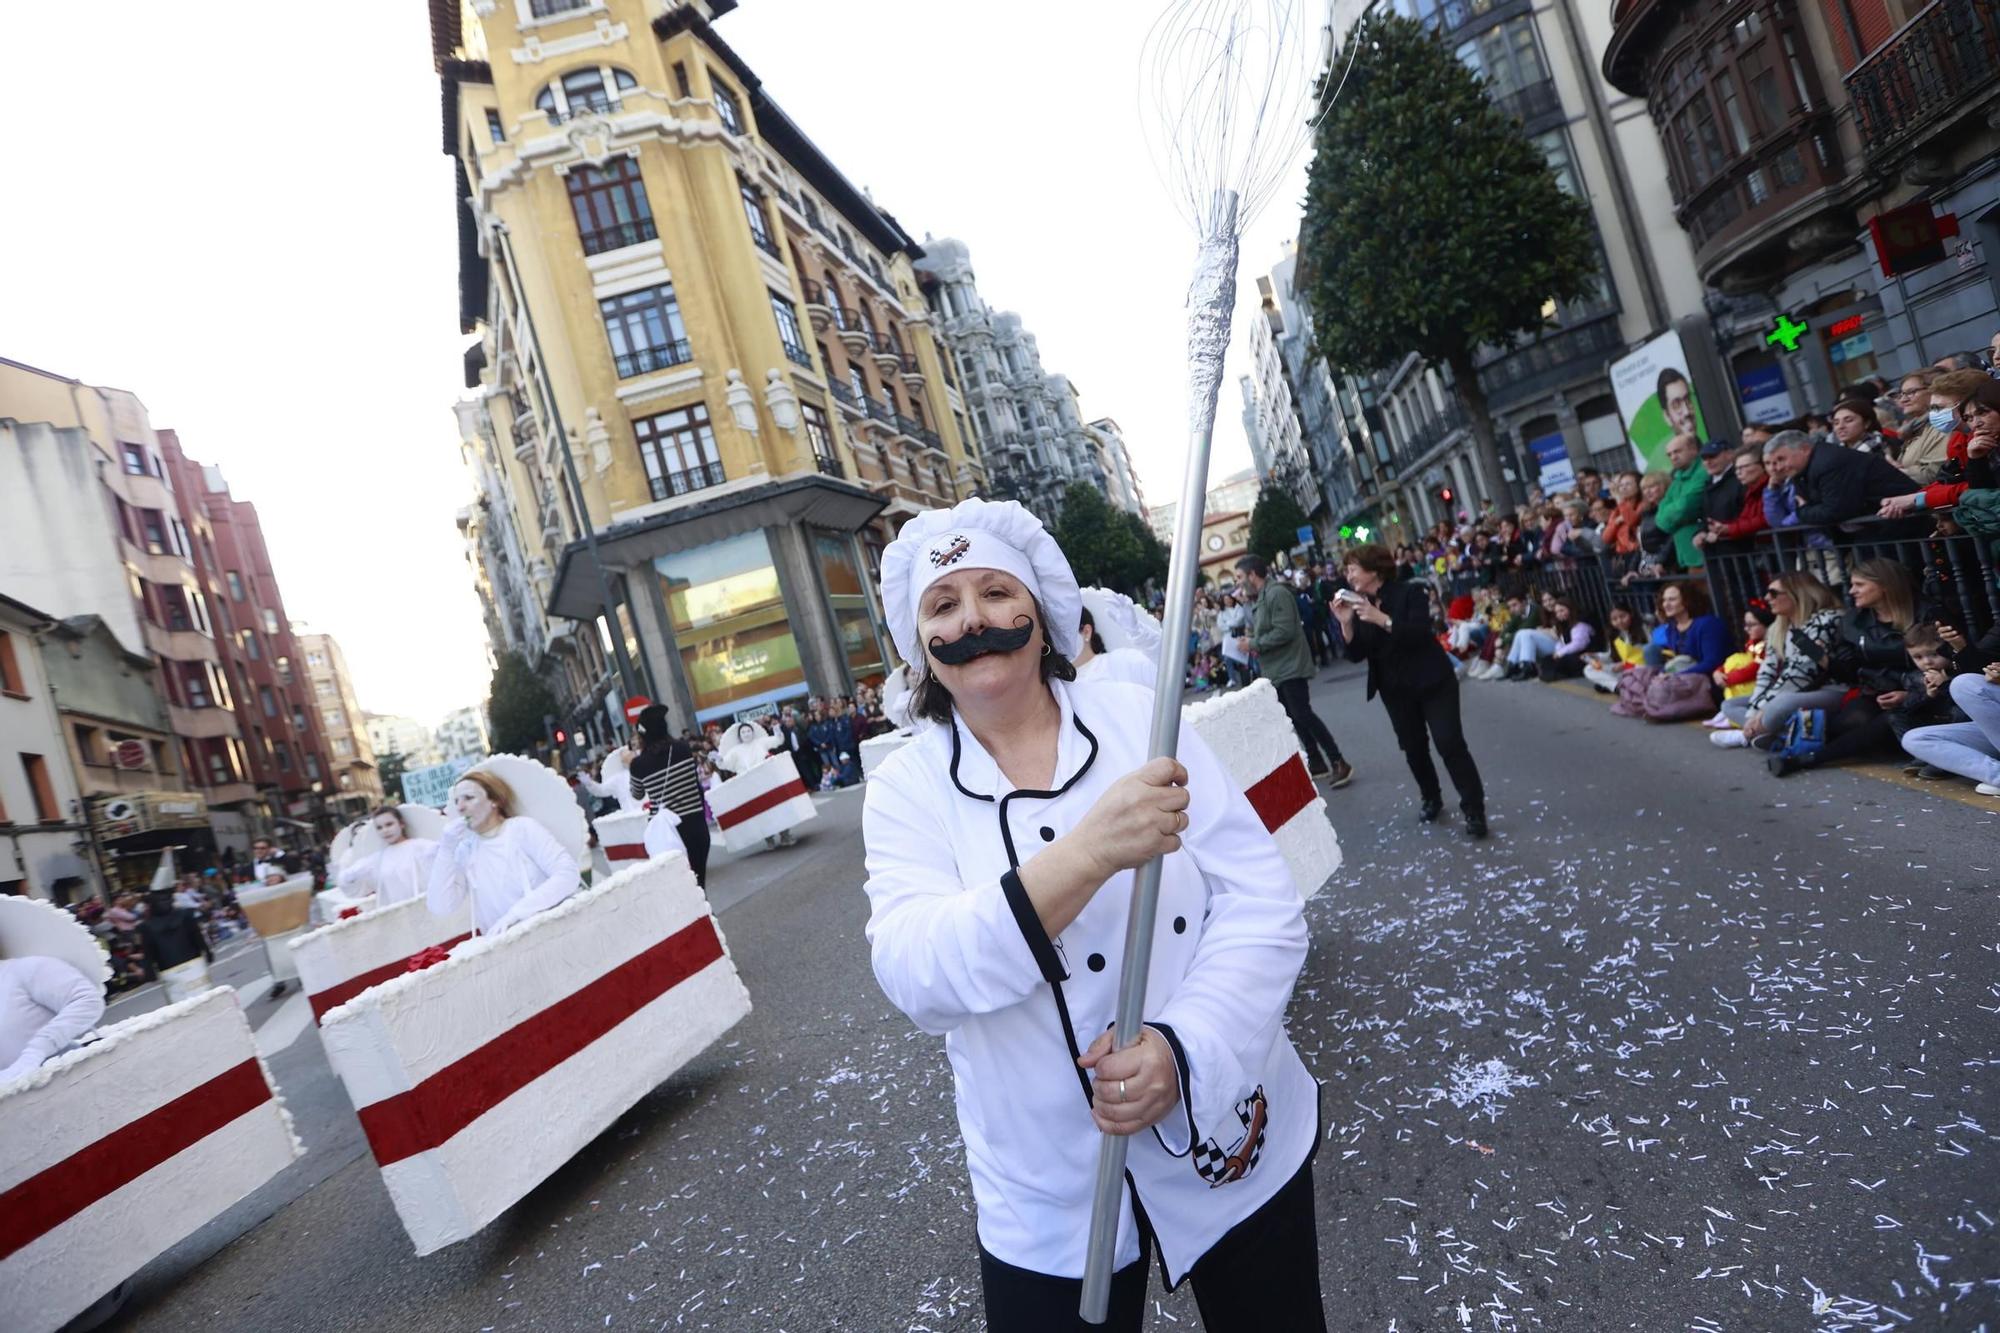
[
  {"left": 680, "top": 818, "right": 711, "bottom": 888},
  {"left": 1274, "top": 677, "right": 1343, "bottom": 768},
  {"left": 1381, "top": 678, "right": 1484, "bottom": 809},
  {"left": 978, "top": 1156, "right": 1326, "bottom": 1332}
]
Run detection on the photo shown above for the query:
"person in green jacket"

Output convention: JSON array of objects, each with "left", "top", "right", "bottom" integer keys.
[
  {"left": 1652, "top": 431, "right": 1709, "bottom": 569},
  {"left": 1234, "top": 556, "right": 1353, "bottom": 787}
]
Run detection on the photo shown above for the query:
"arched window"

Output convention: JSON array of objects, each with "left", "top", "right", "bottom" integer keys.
[{"left": 536, "top": 66, "right": 638, "bottom": 121}]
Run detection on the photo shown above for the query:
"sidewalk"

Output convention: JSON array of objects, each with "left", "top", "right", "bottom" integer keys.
[{"left": 1526, "top": 673, "right": 2000, "bottom": 814}]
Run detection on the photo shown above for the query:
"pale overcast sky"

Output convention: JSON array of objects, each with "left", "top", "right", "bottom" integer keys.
[{"left": 0, "top": 1, "right": 1307, "bottom": 726}]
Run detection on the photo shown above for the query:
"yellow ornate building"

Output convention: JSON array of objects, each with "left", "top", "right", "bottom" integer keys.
[{"left": 432, "top": 0, "right": 985, "bottom": 734}]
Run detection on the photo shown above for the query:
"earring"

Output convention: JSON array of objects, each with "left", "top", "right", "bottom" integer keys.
[{"left": 1041, "top": 643, "right": 1052, "bottom": 657}]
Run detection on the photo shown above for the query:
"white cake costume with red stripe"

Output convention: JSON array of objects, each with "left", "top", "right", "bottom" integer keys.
[
  {"left": 593, "top": 807, "right": 686, "bottom": 870},
  {"left": 1181, "top": 679, "right": 1342, "bottom": 898},
  {"left": 290, "top": 895, "right": 474, "bottom": 1025},
  {"left": 0, "top": 984, "right": 302, "bottom": 1333},
  {"left": 709, "top": 752, "right": 816, "bottom": 851},
  {"left": 318, "top": 853, "right": 750, "bottom": 1255}
]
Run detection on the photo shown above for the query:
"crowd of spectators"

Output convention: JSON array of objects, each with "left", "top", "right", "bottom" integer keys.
[
  {"left": 65, "top": 870, "right": 255, "bottom": 996},
  {"left": 1411, "top": 335, "right": 2000, "bottom": 792}
]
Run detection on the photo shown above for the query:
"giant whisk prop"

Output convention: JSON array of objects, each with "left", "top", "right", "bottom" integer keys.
[{"left": 1080, "top": 2, "right": 1320, "bottom": 1320}]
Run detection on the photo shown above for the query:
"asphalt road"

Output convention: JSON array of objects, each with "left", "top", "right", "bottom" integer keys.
[{"left": 100, "top": 665, "right": 2000, "bottom": 1332}]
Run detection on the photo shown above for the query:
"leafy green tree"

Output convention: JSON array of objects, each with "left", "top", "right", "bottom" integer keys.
[
  {"left": 486, "top": 651, "right": 559, "bottom": 756},
  {"left": 376, "top": 750, "right": 408, "bottom": 803},
  {"left": 1299, "top": 12, "right": 1599, "bottom": 506},
  {"left": 1052, "top": 483, "right": 1165, "bottom": 597},
  {"left": 1247, "top": 485, "right": 1311, "bottom": 564}
]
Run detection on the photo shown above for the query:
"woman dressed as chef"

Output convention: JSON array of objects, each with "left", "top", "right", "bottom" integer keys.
[
  {"left": 333, "top": 806, "right": 441, "bottom": 907},
  {"left": 863, "top": 498, "right": 1325, "bottom": 1330},
  {"left": 427, "top": 770, "right": 581, "bottom": 935}
]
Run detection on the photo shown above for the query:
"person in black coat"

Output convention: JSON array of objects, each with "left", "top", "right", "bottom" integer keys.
[
  {"left": 138, "top": 887, "right": 211, "bottom": 979},
  {"left": 627, "top": 704, "right": 711, "bottom": 886},
  {"left": 1779, "top": 433, "right": 1921, "bottom": 528},
  {"left": 1331, "top": 543, "right": 1488, "bottom": 839}
]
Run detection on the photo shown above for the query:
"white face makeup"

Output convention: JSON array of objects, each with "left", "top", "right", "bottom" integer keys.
[
  {"left": 371, "top": 811, "right": 405, "bottom": 845},
  {"left": 451, "top": 779, "right": 500, "bottom": 831}
]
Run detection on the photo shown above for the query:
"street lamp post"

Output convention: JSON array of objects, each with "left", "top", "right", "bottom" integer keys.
[{"left": 489, "top": 221, "right": 641, "bottom": 704}]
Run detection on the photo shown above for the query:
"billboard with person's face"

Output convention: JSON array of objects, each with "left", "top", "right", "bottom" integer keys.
[{"left": 1609, "top": 330, "right": 1709, "bottom": 472}]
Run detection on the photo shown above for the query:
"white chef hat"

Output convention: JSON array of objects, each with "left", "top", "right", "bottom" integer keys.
[
  {"left": 1079, "top": 587, "right": 1164, "bottom": 659},
  {"left": 879, "top": 497, "right": 1081, "bottom": 665}
]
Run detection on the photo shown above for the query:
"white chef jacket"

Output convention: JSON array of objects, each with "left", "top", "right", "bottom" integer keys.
[
  {"left": 0, "top": 956, "right": 105, "bottom": 1084},
  {"left": 1076, "top": 647, "right": 1159, "bottom": 690},
  {"left": 426, "top": 817, "right": 581, "bottom": 936},
  {"left": 863, "top": 676, "right": 1319, "bottom": 1285},
  {"left": 334, "top": 837, "right": 441, "bottom": 907}
]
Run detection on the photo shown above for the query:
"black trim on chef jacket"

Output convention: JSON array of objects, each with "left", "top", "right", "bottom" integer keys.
[{"left": 947, "top": 710, "right": 1101, "bottom": 1106}]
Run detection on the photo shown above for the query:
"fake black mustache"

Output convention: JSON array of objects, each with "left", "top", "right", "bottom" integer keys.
[{"left": 928, "top": 617, "right": 1036, "bottom": 665}]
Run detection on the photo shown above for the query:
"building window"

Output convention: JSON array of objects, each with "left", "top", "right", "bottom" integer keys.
[
  {"left": 260, "top": 684, "right": 278, "bottom": 718},
  {"left": 334, "top": 735, "right": 353, "bottom": 757},
  {"left": 242, "top": 630, "right": 260, "bottom": 660},
  {"left": 120, "top": 442, "right": 147, "bottom": 475},
  {"left": 226, "top": 570, "right": 245, "bottom": 602},
  {"left": 486, "top": 108, "right": 506, "bottom": 143},
  {"left": 261, "top": 608, "right": 279, "bottom": 635},
  {"left": 528, "top": 0, "right": 591, "bottom": 17},
  {"left": 633, "top": 405, "right": 725, "bottom": 501},
  {"left": 142, "top": 510, "right": 169, "bottom": 555},
  {"left": 740, "top": 175, "right": 778, "bottom": 257},
  {"left": 536, "top": 65, "right": 635, "bottom": 122},
  {"left": 181, "top": 662, "right": 214, "bottom": 708},
  {"left": 0, "top": 631, "right": 23, "bottom": 698},
  {"left": 565, "top": 157, "right": 657, "bottom": 256},
  {"left": 275, "top": 655, "right": 291, "bottom": 684},
  {"left": 21, "top": 754, "right": 60, "bottom": 823},
  {"left": 802, "top": 401, "right": 840, "bottom": 475},
  {"left": 275, "top": 744, "right": 292, "bottom": 772},
  {"left": 600, "top": 284, "right": 691, "bottom": 378},
  {"left": 673, "top": 62, "right": 691, "bottom": 97},
  {"left": 305, "top": 753, "right": 321, "bottom": 781},
  {"left": 321, "top": 707, "right": 343, "bottom": 730},
  {"left": 771, "top": 293, "right": 810, "bottom": 367},
  {"left": 711, "top": 74, "right": 744, "bottom": 134}
]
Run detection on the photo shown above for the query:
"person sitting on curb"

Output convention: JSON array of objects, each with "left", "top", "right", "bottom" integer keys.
[
  {"left": 1889, "top": 623, "right": 1969, "bottom": 778},
  {"left": 1716, "top": 572, "right": 1846, "bottom": 750},
  {"left": 1644, "top": 582, "right": 1729, "bottom": 675},
  {"left": 1768, "top": 559, "right": 1918, "bottom": 776}
]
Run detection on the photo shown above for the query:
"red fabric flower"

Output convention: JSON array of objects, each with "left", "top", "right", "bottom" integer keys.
[
  {"left": 406, "top": 944, "right": 453, "bottom": 972},
  {"left": 338, "top": 906, "right": 363, "bottom": 920}
]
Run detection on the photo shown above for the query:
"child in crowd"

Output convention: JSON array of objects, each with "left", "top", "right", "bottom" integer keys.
[
  {"left": 1705, "top": 604, "right": 1772, "bottom": 727},
  {"left": 1582, "top": 605, "right": 1648, "bottom": 691},
  {"left": 1894, "top": 623, "right": 1969, "bottom": 776}
]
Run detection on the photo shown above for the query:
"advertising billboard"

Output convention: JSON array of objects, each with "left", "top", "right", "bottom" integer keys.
[{"left": 1609, "top": 329, "right": 1709, "bottom": 472}]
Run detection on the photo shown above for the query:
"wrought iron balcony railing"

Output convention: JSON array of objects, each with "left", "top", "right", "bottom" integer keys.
[
  {"left": 614, "top": 339, "right": 692, "bottom": 379},
  {"left": 645, "top": 460, "right": 726, "bottom": 503},
  {"left": 1845, "top": 0, "right": 2000, "bottom": 157},
  {"left": 579, "top": 217, "right": 658, "bottom": 256}
]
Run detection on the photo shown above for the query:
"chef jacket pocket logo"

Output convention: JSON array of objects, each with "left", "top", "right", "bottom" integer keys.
[
  {"left": 928, "top": 535, "right": 972, "bottom": 568},
  {"left": 1192, "top": 1086, "right": 1267, "bottom": 1188}
]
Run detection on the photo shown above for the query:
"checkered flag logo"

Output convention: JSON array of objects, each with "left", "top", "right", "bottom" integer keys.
[{"left": 1191, "top": 1086, "right": 1267, "bottom": 1188}]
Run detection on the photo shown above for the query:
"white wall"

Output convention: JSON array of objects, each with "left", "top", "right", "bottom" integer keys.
[{"left": 0, "top": 421, "right": 142, "bottom": 654}]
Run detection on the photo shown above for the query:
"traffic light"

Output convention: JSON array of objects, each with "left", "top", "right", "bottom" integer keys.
[
  {"left": 1437, "top": 484, "right": 1455, "bottom": 508},
  {"left": 554, "top": 726, "right": 568, "bottom": 747}
]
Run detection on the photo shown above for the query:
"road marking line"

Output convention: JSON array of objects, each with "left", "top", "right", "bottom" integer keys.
[{"left": 254, "top": 992, "right": 313, "bottom": 1058}]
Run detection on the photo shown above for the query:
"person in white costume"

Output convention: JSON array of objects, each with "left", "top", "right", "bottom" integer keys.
[
  {"left": 717, "top": 721, "right": 797, "bottom": 849},
  {"left": 577, "top": 746, "right": 645, "bottom": 815},
  {"left": 880, "top": 663, "right": 919, "bottom": 731},
  {"left": 0, "top": 955, "right": 103, "bottom": 1084},
  {"left": 863, "top": 498, "right": 1325, "bottom": 1330},
  {"left": 334, "top": 806, "right": 442, "bottom": 907},
  {"left": 1073, "top": 599, "right": 1159, "bottom": 690},
  {"left": 427, "top": 770, "right": 582, "bottom": 936}
]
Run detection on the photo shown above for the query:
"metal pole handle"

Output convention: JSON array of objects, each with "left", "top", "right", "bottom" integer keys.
[{"left": 1080, "top": 201, "right": 1238, "bottom": 1322}]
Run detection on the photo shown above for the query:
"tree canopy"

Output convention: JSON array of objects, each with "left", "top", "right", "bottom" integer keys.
[
  {"left": 1050, "top": 483, "right": 1168, "bottom": 596},
  {"left": 1247, "top": 485, "right": 1312, "bottom": 563},
  {"left": 1299, "top": 12, "right": 1600, "bottom": 502},
  {"left": 375, "top": 750, "right": 408, "bottom": 803},
  {"left": 486, "top": 651, "right": 559, "bottom": 756}
]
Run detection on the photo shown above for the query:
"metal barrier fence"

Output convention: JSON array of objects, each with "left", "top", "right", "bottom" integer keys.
[{"left": 1505, "top": 521, "right": 2000, "bottom": 644}]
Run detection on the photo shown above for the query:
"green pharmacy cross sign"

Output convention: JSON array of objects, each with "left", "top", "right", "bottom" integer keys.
[{"left": 1766, "top": 314, "right": 1810, "bottom": 352}]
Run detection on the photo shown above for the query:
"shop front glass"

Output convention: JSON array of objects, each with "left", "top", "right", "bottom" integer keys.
[
  {"left": 815, "top": 531, "right": 888, "bottom": 683},
  {"left": 654, "top": 530, "right": 807, "bottom": 723}
]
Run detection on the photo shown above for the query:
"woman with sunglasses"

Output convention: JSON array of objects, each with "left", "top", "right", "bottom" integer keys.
[
  {"left": 1716, "top": 572, "right": 1845, "bottom": 750},
  {"left": 1878, "top": 371, "right": 2000, "bottom": 520}
]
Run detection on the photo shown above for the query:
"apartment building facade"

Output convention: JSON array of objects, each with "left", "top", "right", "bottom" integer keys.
[
  {"left": 433, "top": 0, "right": 983, "bottom": 732},
  {"left": 1605, "top": 0, "right": 2000, "bottom": 411},
  {"left": 297, "top": 631, "right": 382, "bottom": 814}
]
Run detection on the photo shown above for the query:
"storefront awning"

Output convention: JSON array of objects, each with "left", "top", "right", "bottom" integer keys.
[
  {"left": 91, "top": 791, "right": 210, "bottom": 841},
  {"left": 547, "top": 474, "right": 886, "bottom": 621}
]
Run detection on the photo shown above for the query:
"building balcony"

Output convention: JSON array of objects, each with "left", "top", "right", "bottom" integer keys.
[
  {"left": 869, "top": 336, "right": 904, "bottom": 375},
  {"left": 644, "top": 459, "right": 726, "bottom": 503},
  {"left": 898, "top": 353, "right": 926, "bottom": 387},
  {"left": 918, "top": 427, "right": 943, "bottom": 451},
  {"left": 864, "top": 396, "right": 897, "bottom": 425},
  {"left": 1476, "top": 315, "right": 1627, "bottom": 412},
  {"left": 144, "top": 622, "right": 218, "bottom": 664},
  {"left": 783, "top": 342, "right": 814, "bottom": 370},
  {"left": 547, "top": 95, "right": 621, "bottom": 124},
  {"left": 802, "top": 279, "right": 833, "bottom": 332},
  {"left": 828, "top": 379, "right": 864, "bottom": 418},
  {"left": 1846, "top": 0, "right": 2000, "bottom": 159},
  {"left": 169, "top": 702, "right": 239, "bottom": 741},
  {"left": 833, "top": 310, "right": 869, "bottom": 353},
  {"left": 813, "top": 451, "right": 845, "bottom": 479},
  {"left": 1677, "top": 114, "right": 1849, "bottom": 289},
  {"left": 894, "top": 413, "right": 926, "bottom": 442},
  {"left": 1006, "top": 364, "right": 1040, "bottom": 390},
  {"left": 614, "top": 340, "right": 692, "bottom": 379},
  {"left": 199, "top": 779, "right": 258, "bottom": 807},
  {"left": 579, "top": 217, "right": 659, "bottom": 257}
]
